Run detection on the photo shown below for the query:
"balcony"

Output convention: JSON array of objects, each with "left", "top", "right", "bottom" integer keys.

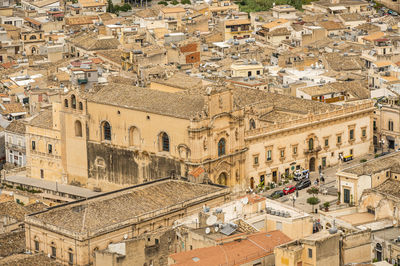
[
  {"left": 304, "top": 146, "right": 322, "bottom": 154},
  {"left": 6, "top": 143, "right": 26, "bottom": 152},
  {"left": 77, "top": 78, "right": 88, "bottom": 85}
]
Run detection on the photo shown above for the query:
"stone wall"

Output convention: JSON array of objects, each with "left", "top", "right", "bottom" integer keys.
[{"left": 87, "top": 142, "right": 181, "bottom": 186}]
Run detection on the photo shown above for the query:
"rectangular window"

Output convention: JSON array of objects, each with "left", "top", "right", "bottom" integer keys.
[
  {"left": 349, "top": 129, "right": 354, "bottom": 140},
  {"left": 32, "top": 141, "right": 36, "bottom": 150},
  {"left": 267, "top": 150, "right": 272, "bottom": 161},
  {"left": 337, "top": 135, "right": 342, "bottom": 144},
  {"left": 373, "top": 120, "right": 376, "bottom": 130},
  {"left": 322, "top": 157, "right": 326, "bottom": 167},
  {"left": 350, "top": 149, "right": 353, "bottom": 155},
  {"left": 344, "top": 188, "right": 350, "bottom": 203},
  {"left": 48, "top": 144, "right": 52, "bottom": 154},
  {"left": 324, "top": 138, "right": 329, "bottom": 147},
  {"left": 256, "top": 70, "right": 260, "bottom": 75},
  {"left": 362, "top": 129, "right": 366, "bottom": 137},
  {"left": 280, "top": 149, "right": 285, "bottom": 158},
  {"left": 293, "top": 146, "right": 297, "bottom": 155},
  {"left": 40, "top": 169, "right": 44, "bottom": 179},
  {"left": 254, "top": 156, "right": 258, "bottom": 165},
  {"left": 308, "top": 248, "right": 312, "bottom": 258},
  {"left": 68, "top": 252, "right": 74, "bottom": 264},
  {"left": 34, "top": 240, "right": 39, "bottom": 252},
  {"left": 51, "top": 246, "right": 56, "bottom": 258}
]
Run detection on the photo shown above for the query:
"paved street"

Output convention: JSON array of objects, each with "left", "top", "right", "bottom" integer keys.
[{"left": 262, "top": 153, "right": 377, "bottom": 214}]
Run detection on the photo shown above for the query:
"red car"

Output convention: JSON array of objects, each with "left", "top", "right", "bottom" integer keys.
[{"left": 283, "top": 185, "right": 296, "bottom": 195}]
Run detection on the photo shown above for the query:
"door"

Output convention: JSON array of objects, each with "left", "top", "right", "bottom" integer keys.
[
  {"left": 217, "top": 172, "right": 227, "bottom": 186},
  {"left": 250, "top": 177, "right": 254, "bottom": 189},
  {"left": 389, "top": 140, "right": 395, "bottom": 149},
  {"left": 343, "top": 188, "right": 350, "bottom": 204},
  {"left": 309, "top": 157, "right": 316, "bottom": 172},
  {"left": 272, "top": 171, "right": 277, "bottom": 183}
]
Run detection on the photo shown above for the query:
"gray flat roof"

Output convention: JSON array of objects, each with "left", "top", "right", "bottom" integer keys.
[{"left": 4, "top": 175, "right": 99, "bottom": 198}]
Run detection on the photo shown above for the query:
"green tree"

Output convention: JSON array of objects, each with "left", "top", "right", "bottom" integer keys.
[
  {"left": 307, "top": 186, "right": 319, "bottom": 196},
  {"left": 107, "top": 0, "right": 114, "bottom": 13},
  {"left": 171, "top": 0, "right": 178, "bottom": 4},
  {"left": 181, "top": 0, "right": 191, "bottom": 4},
  {"left": 307, "top": 196, "right": 320, "bottom": 212}
]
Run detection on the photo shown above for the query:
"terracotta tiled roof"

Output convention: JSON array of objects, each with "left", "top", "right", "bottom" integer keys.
[
  {"left": 5, "top": 120, "right": 26, "bottom": 134},
  {"left": 169, "top": 231, "right": 291, "bottom": 265}
]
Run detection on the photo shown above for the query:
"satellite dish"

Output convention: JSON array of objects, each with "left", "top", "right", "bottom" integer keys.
[
  {"left": 123, "top": 234, "right": 128, "bottom": 239},
  {"left": 206, "top": 215, "right": 218, "bottom": 226},
  {"left": 205, "top": 227, "right": 211, "bottom": 234},
  {"left": 241, "top": 197, "right": 249, "bottom": 205},
  {"left": 214, "top": 226, "right": 219, "bottom": 232}
]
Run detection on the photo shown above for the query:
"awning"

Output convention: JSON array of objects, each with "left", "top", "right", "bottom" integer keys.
[
  {"left": 387, "top": 135, "right": 395, "bottom": 141},
  {"left": 328, "top": 6, "right": 347, "bottom": 11}
]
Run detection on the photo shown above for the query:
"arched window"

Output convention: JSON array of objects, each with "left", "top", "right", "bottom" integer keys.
[
  {"left": 308, "top": 138, "right": 314, "bottom": 151},
  {"left": 71, "top": 95, "right": 76, "bottom": 109},
  {"left": 249, "top": 118, "right": 256, "bottom": 130},
  {"left": 64, "top": 99, "right": 68, "bottom": 108},
  {"left": 218, "top": 138, "right": 226, "bottom": 156},
  {"left": 75, "top": 120, "right": 82, "bottom": 137},
  {"left": 79, "top": 102, "right": 83, "bottom": 110},
  {"left": 129, "top": 126, "right": 140, "bottom": 146},
  {"left": 102, "top": 121, "right": 111, "bottom": 141},
  {"left": 161, "top": 132, "right": 169, "bottom": 152},
  {"left": 29, "top": 35, "right": 37, "bottom": 40}
]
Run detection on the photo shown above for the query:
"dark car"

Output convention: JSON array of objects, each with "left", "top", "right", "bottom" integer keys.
[
  {"left": 269, "top": 190, "right": 284, "bottom": 199},
  {"left": 296, "top": 178, "right": 311, "bottom": 190},
  {"left": 283, "top": 185, "right": 296, "bottom": 195}
]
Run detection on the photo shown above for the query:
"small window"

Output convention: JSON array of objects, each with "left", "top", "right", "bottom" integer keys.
[
  {"left": 79, "top": 102, "right": 83, "bottom": 110},
  {"left": 389, "top": 120, "right": 394, "bottom": 131},
  {"left": 267, "top": 150, "right": 272, "bottom": 161},
  {"left": 40, "top": 169, "right": 44, "bottom": 179},
  {"left": 68, "top": 249, "right": 74, "bottom": 264},
  {"left": 32, "top": 141, "right": 36, "bottom": 150},
  {"left": 350, "top": 149, "right": 353, "bottom": 155},
  {"left": 308, "top": 248, "right": 312, "bottom": 258},
  {"left": 218, "top": 138, "right": 226, "bottom": 156},
  {"left": 349, "top": 129, "right": 354, "bottom": 140},
  {"left": 51, "top": 246, "right": 56, "bottom": 258},
  {"left": 64, "top": 99, "right": 68, "bottom": 108},
  {"left": 103, "top": 121, "right": 111, "bottom": 141},
  {"left": 48, "top": 144, "right": 52, "bottom": 154},
  {"left": 293, "top": 146, "right": 297, "bottom": 155},
  {"left": 308, "top": 138, "right": 314, "bottom": 150},
  {"left": 280, "top": 149, "right": 285, "bottom": 158},
  {"left": 324, "top": 138, "right": 329, "bottom": 147},
  {"left": 71, "top": 95, "right": 76, "bottom": 109},
  {"left": 254, "top": 156, "right": 258, "bottom": 165},
  {"left": 249, "top": 119, "right": 256, "bottom": 129},
  {"left": 256, "top": 70, "right": 260, "bottom": 75},
  {"left": 337, "top": 135, "right": 342, "bottom": 144},
  {"left": 362, "top": 129, "right": 366, "bottom": 137},
  {"left": 162, "top": 133, "right": 170, "bottom": 152},
  {"left": 34, "top": 240, "right": 39, "bottom": 252}
]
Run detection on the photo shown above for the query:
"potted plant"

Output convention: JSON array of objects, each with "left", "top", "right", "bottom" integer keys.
[{"left": 323, "top": 202, "right": 330, "bottom": 211}]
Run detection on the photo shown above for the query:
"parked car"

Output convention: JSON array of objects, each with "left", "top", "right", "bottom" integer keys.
[
  {"left": 269, "top": 190, "right": 284, "bottom": 199},
  {"left": 283, "top": 185, "right": 296, "bottom": 195},
  {"left": 295, "top": 178, "right": 311, "bottom": 190},
  {"left": 293, "top": 170, "right": 302, "bottom": 181}
]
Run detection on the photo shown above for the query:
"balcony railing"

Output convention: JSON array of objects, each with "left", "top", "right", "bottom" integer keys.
[{"left": 304, "top": 146, "right": 322, "bottom": 154}]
